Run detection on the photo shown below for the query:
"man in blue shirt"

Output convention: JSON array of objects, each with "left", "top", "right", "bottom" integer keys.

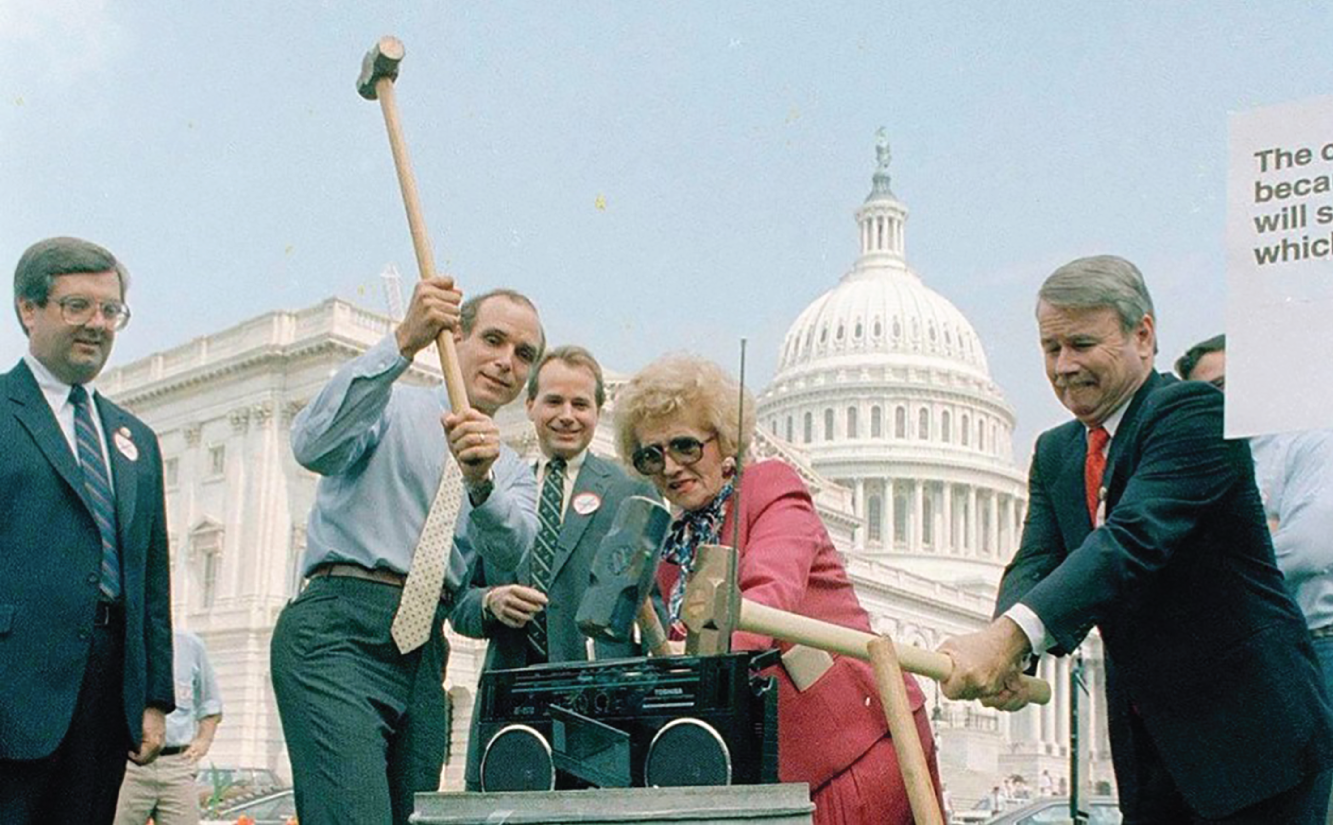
[
  {"left": 1178, "top": 334, "right": 1333, "bottom": 822},
  {"left": 114, "top": 631, "right": 223, "bottom": 825},
  {"left": 271, "top": 279, "right": 543, "bottom": 824}
]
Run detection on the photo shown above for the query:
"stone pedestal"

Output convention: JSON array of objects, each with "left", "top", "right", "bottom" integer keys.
[{"left": 412, "top": 783, "right": 814, "bottom": 824}]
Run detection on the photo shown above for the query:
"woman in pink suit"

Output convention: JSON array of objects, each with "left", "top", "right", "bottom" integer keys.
[{"left": 614, "top": 354, "right": 939, "bottom": 825}]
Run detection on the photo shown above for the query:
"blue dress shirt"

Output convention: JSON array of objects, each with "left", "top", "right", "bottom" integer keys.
[
  {"left": 291, "top": 333, "right": 537, "bottom": 593},
  {"left": 1251, "top": 429, "right": 1333, "bottom": 631},
  {"left": 165, "top": 631, "right": 223, "bottom": 748}
]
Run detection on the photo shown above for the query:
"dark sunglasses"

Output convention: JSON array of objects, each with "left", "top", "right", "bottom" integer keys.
[{"left": 632, "top": 434, "right": 716, "bottom": 475}]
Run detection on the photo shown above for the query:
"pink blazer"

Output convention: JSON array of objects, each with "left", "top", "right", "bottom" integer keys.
[{"left": 658, "top": 459, "right": 926, "bottom": 791}]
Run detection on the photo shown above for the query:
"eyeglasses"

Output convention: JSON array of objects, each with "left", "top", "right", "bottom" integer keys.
[
  {"left": 632, "top": 434, "right": 716, "bottom": 475},
  {"left": 53, "top": 296, "right": 132, "bottom": 330}
]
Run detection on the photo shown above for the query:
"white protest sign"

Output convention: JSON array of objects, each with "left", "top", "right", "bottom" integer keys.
[{"left": 1225, "top": 96, "right": 1333, "bottom": 437}]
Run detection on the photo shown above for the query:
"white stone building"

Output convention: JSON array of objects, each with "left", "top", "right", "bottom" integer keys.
[
  {"left": 98, "top": 137, "right": 1112, "bottom": 807},
  {"left": 755, "top": 135, "right": 1112, "bottom": 802}
]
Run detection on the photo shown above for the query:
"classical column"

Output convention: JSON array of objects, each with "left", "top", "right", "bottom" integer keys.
[
  {"left": 854, "top": 478, "right": 866, "bottom": 549},
  {"left": 942, "top": 482, "right": 954, "bottom": 553},
  {"left": 967, "top": 486, "right": 979, "bottom": 553},
  {"left": 912, "top": 481, "right": 924, "bottom": 552},
  {"left": 988, "top": 491, "right": 1000, "bottom": 556},
  {"left": 883, "top": 479, "right": 895, "bottom": 548},
  {"left": 1041, "top": 657, "right": 1057, "bottom": 748},
  {"left": 1084, "top": 654, "right": 1099, "bottom": 762},
  {"left": 1057, "top": 658, "right": 1071, "bottom": 752}
]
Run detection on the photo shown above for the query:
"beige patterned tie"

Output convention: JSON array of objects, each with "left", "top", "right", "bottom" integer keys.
[{"left": 391, "top": 457, "right": 465, "bottom": 653}]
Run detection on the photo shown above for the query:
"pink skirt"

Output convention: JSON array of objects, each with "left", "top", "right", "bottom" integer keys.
[{"left": 810, "top": 706, "right": 940, "bottom": 825}]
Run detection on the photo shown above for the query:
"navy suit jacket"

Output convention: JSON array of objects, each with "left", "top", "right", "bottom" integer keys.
[
  {"left": 451, "top": 451, "right": 657, "bottom": 787},
  {"left": 0, "top": 360, "right": 174, "bottom": 759},
  {"left": 997, "top": 371, "right": 1333, "bottom": 818}
]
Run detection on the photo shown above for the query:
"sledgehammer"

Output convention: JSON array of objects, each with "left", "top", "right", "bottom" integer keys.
[
  {"left": 357, "top": 36, "right": 469, "bottom": 411},
  {"left": 680, "top": 543, "right": 1052, "bottom": 704}
]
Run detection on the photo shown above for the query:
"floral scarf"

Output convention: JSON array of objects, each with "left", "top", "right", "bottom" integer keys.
[{"left": 662, "top": 480, "right": 735, "bottom": 630}]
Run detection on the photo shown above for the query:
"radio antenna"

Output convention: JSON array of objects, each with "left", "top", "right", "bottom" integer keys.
[{"left": 730, "top": 338, "right": 747, "bottom": 552}]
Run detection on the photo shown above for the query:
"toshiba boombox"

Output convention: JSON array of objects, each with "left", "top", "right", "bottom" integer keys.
[{"left": 473, "top": 651, "right": 779, "bottom": 792}]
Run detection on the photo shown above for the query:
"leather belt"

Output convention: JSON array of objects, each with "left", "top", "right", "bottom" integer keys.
[
  {"left": 308, "top": 563, "right": 454, "bottom": 609},
  {"left": 1312, "top": 625, "right": 1333, "bottom": 639},
  {"left": 310, "top": 562, "right": 407, "bottom": 587},
  {"left": 93, "top": 601, "right": 124, "bottom": 628},
  {"left": 158, "top": 745, "right": 188, "bottom": 756}
]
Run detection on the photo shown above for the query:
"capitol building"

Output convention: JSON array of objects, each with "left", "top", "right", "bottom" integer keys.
[{"left": 97, "top": 135, "right": 1112, "bottom": 806}]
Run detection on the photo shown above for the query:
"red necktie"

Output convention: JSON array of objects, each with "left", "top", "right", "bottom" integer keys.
[{"left": 1085, "top": 426, "right": 1110, "bottom": 526}]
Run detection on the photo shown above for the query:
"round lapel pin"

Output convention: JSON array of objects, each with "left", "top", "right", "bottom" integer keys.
[
  {"left": 572, "top": 492, "right": 601, "bottom": 516},
  {"left": 114, "top": 428, "right": 139, "bottom": 462}
]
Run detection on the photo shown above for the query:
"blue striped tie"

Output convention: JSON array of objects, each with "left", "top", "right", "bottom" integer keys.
[
  {"left": 70, "top": 384, "right": 121, "bottom": 601},
  {"left": 527, "top": 456, "right": 565, "bottom": 661}
]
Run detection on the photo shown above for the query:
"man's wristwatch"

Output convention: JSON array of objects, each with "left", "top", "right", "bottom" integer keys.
[{"left": 467, "top": 475, "right": 494, "bottom": 507}]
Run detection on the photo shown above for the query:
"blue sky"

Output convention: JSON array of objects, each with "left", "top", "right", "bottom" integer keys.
[{"left": 4, "top": 2, "right": 1331, "bottom": 456}]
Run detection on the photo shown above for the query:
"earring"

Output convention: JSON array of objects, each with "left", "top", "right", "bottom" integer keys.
[{"left": 721, "top": 457, "right": 736, "bottom": 477}]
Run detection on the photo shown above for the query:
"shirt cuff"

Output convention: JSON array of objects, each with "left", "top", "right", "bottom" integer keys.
[
  {"left": 467, "top": 470, "right": 496, "bottom": 507},
  {"left": 197, "top": 700, "right": 223, "bottom": 718},
  {"left": 1004, "top": 603, "right": 1052, "bottom": 657},
  {"left": 360, "top": 333, "right": 413, "bottom": 379}
]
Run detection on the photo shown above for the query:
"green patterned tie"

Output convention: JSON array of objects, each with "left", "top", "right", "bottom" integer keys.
[
  {"left": 526, "top": 457, "right": 566, "bottom": 661},
  {"left": 70, "top": 385, "right": 121, "bottom": 601}
]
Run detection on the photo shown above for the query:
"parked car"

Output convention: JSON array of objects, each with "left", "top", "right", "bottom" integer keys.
[
  {"left": 199, "top": 788, "right": 295, "bottom": 825},
  {"left": 952, "top": 796, "right": 1003, "bottom": 823},
  {"left": 196, "top": 765, "right": 283, "bottom": 809},
  {"left": 984, "top": 795, "right": 1121, "bottom": 824}
]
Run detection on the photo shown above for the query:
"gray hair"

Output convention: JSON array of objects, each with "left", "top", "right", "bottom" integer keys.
[
  {"left": 13, "top": 237, "right": 129, "bottom": 332},
  {"left": 1037, "top": 255, "right": 1155, "bottom": 341}
]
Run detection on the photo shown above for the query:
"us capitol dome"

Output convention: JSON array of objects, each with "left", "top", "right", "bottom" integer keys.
[{"left": 757, "top": 132, "right": 1028, "bottom": 591}]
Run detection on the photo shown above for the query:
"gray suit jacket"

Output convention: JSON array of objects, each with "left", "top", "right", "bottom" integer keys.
[{"left": 451, "top": 451, "right": 657, "bottom": 788}]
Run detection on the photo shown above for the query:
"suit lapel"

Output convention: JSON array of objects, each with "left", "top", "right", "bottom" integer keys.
[
  {"left": 519, "top": 462, "right": 539, "bottom": 585},
  {"left": 1051, "top": 423, "right": 1093, "bottom": 546},
  {"left": 6, "top": 361, "right": 97, "bottom": 517},
  {"left": 551, "top": 455, "right": 605, "bottom": 583},
  {"left": 1102, "top": 371, "right": 1165, "bottom": 515},
  {"left": 98, "top": 396, "right": 139, "bottom": 547}
]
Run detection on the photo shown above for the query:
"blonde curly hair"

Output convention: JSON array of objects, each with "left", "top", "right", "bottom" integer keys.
[{"left": 613, "top": 353, "right": 755, "bottom": 475}]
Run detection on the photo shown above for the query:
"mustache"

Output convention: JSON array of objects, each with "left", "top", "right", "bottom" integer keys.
[{"left": 1054, "top": 373, "right": 1094, "bottom": 388}]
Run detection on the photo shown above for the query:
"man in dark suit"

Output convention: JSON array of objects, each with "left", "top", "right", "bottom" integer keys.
[
  {"left": 0, "top": 237, "right": 174, "bottom": 824},
  {"left": 451, "top": 345, "right": 657, "bottom": 790},
  {"left": 939, "top": 255, "right": 1333, "bottom": 822}
]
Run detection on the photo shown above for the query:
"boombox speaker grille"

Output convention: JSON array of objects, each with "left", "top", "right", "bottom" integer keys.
[
  {"left": 480, "top": 724, "right": 555, "bottom": 792},
  {"left": 643, "top": 717, "right": 732, "bottom": 787}
]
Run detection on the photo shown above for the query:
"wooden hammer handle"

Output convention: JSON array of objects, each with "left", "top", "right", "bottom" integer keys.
[
  {"left": 636, "top": 598, "right": 672, "bottom": 658},
  {"left": 742, "top": 600, "right": 1052, "bottom": 705},
  {"left": 374, "top": 77, "right": 469, "bottom": 413},
  {"left": 868, "top": 637, "right": 945, "bottom": 825}
]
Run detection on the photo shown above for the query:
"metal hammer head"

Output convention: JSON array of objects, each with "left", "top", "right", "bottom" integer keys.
[
  {"left": 576, "top": 496, "right": 672, "bottom": 642},
  {"left": 681, "top": 544, "right": 741, "bottom": 656},
  {"left": 357, "top": 36, "right": 406, "bottom": 100}
]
